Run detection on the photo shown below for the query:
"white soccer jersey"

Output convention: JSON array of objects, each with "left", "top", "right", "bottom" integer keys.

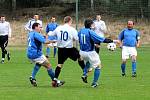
[
  {"left": 0, "top": 21, "right": 11, "bottom": 37},
  {"left": 25, "top": 19, "right": 42, "bottom": 32},
  {"left": 94, "top": 20, "right": 107, "bottom": 37},
  {"left": 49, "top": 24, "right": 78, "bottom": 48}
]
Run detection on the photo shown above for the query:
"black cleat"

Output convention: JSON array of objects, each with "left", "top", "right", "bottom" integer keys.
[
  {"left": 46, "top": 55, "right": 49, "bottom": 58},
  {"left": 7, "top": 52, "right": 10, "bottom": 61},
  {"left": 91, "top": 83, "right": 99, "bottom": 88},
  {"left": 1, "top": 60, "right": 4, "bottom": 64},
  {"left": 56, "top": 80, "right": 65, "bottom": 87},
  {"left": 81, "top": 75, "right": 88, "bottom": 83},
  {"left": 29, "top": 76, "right": 37, "bottom": 87},
  {"left": 53, "top": 78, "right": 65, "bottom": 87},
  {"left": 132, "top": 72, "right": 137, "bottom": 77},
  {"left": 122, "top": 73, "right": 126, "bottom": 77}
]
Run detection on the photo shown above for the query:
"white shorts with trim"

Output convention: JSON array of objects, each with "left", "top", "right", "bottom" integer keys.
[
  {"left": 122, "top": 46, "right": 137, "bottom": 59},
  {"left": 79, "top": 50, "right": 101, "bottom": 68},
  {"left": 30, "top": 55, "right": 47, "bottom": 64},
  {"left": 48, "top": 43, "right": 57, "bottom": 47}
]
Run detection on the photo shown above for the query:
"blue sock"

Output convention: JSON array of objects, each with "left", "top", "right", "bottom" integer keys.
[
  {"left": 121, "top": 63, "right": 126, "bottom": 74},
  {"left": 93, "top": 68, "right": 100, "bottom": 83},
  {"left": 83, "top": 62, "right": 89, "bottom": 76},
  {"left": 31, "top": 64, "right": 41, "bottom": 79},
  {"left": 54, "top": 47, "right": 57, "bottom": 57},
  {"left": 46, "top": 47, "right": 50, "bottom": 56},
  {"left": 132, "top": 61, "right": 136, "bottom": 74},
  {"left": 47, "top": 68, "right": 55, "bottom": 80}
]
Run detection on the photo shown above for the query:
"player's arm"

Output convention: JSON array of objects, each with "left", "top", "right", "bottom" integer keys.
[
  {"left": 118, "top": 30, "right": 125, "bottom": 48},
  {"left": 25, "top": 20, "right": 32, "bottom": 31},
  {"left": 34, "top": 33, "right": 56, "bottom": 44},
  {"left": 8, "top": 22, "right": 12, "bottom": 38},
  {"left": 136, "top": 30, "right": 140, "bottom": 48},
  {"left": 90, "top": 30, "right": 113, "bottom": 43}
]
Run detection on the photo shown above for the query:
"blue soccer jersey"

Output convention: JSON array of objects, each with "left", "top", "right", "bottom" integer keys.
[
  {"left": 46, "top": 22, "right": 58, "bottom": 33},
  {"left": 46, "top": 22, "right": 58, "bottom": 40},
  {"left": 27, "top": 31, "right": 46, "bottom": 59},
  {"left": 78, "top": 28, "right": 105, "bottom": 52},
  {"left": 118, "top": 28, "right": 140, "bottom": 47}
]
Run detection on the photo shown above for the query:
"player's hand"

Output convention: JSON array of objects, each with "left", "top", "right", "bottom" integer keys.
[
  {"left": 113, "top": 40, "right": 119, "bottom": 44},
  {"left": 94, "top": 44, "right": 100, "bottom": 48},
  {"left": 136, "top": 43, "right": 140, "bottom": 48}
]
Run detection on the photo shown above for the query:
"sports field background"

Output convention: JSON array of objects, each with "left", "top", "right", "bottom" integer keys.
[{"left": 0, "top": 45, "right": 150, "bottom": 100}]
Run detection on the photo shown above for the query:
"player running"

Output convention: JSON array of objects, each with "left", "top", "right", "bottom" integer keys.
[
  {"left": 27, "top": 23, "right": 64, "bottom": 87},
  {"left": 118, "top": 21, "right": 140, "bottom": 77},
  {"left": 78, "top": 19, "right": 118, "bottom": 87},
  {"left": 48, "top": 16, "right": 85, "bottom": 85}
]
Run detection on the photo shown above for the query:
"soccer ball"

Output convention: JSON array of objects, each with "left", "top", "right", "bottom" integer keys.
[{"left": 107, "top": 43, "right": 116, "bottom": 51}]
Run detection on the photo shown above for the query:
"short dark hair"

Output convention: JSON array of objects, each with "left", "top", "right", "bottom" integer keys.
[
  {"left": 0, "top": 15, "right": 5, "bottom": 18},
  {"left": 32, "top": 23, "right": 40, "bottom": 29},
  {"left": 84, "top": 19, "right": 93, "bottom": 28},
  {"left": 64, "top": 16, "right": 72, "bottom": 23}
]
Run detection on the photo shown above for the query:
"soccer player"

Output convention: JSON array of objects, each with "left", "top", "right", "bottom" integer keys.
[
  {"left": 78, "top": 19, "right": 117, "bottom": 87},
  {"left": 25, "top": 14, "right": 42, "bottom": 32},
  {"left": 0, "top": 16, "right": 11, "bottom": 64},
  {"left": 45, "top": 16, "right": 58, "bottom": 58},
  {"left": 48, "top": 16, "right": 85, "bottom": 84},
  {"left": 93, "top": 15, "right": 107, "bottom": 54},
  {"left": 27, "top": 23, "right": 64, "bottom": 87},
  {"left": 118, "top": 21, "right": 140, "bottom": 77}
]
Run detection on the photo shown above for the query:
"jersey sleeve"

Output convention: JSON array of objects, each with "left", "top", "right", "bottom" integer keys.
[
  {"left": 136, "top": 30, "right": 140, "bottom": 40},
  {"left": 24, "top": 20, "right": 32, "bottom": 31},
  {"left": 34, "top": 33, "right": 46, "bottom": 43},
  {"left": 45, "top": 24, "right": 49, "bottom": 34},
  {"left": 90, "top": 30, "right": 105, "bottom": 43},
  {"left": 72, "top": 28, "right": 78, "bottom": 41},
  {"left": 118, "top": 29, "right": 125, "bottom": 41}
]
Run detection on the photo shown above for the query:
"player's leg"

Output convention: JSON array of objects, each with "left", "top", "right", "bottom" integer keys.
[
  {"left": 121, "top": 46, "right": 128, "bottom": 76},
  {"left": 94, "top": 43, "right": 100, "bottom": 54},
  {"left": 121, "top": 60, "right": 127, "bottom": 76},
  {"left": 131, "top": 55, "right": 137, "bottom": 77},
  {"left": 0, "top": 36, "right": 8, "bottom": 63},
  {"left": 31, "top": 63, "right": 41, "bottom": 79},
  {"left": 53, "top": 46, "right": 57, "bottom": 58},
  {"left": 81, "top": 62, "right": 90, "bottom": 83},
  {"left": 29, "top": 63, "right": 41, "bottom": 87},
  {"left": 40, "top": 56, "right": 65, "bottom": 87},
  {"left": 130, "top": 48, "right": 137, "bottom": 77},
  {"left": 89, "top": 51, "right": 101, "bottom": 87},
  {"left": 70, "top": 47, "right": 85, "bottom": 70},
  {"left": 46, "top": 46, "right": 50, "bottom": 58},
  {"left": 54, "top": 48, "right": 67, "bottom": 79}
]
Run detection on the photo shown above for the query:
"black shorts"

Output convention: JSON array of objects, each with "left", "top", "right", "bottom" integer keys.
[
  {"left": 0, "top": 35, "right": 8, "bottom": 48},
  {"left": 58, "top": 47, "right": 80, "bottom": 64}
]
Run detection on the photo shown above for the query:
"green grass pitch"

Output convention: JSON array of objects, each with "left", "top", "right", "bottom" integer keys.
[{"left": 0, "top": 45, "right": 150, "bottom": 100}]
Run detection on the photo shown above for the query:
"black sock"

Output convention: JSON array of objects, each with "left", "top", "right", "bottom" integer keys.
[
  {"left": 78, "top": 60, "right": 85, "bottom": 70},
  {"left": 55, "top": 66, "right": 61, "bottom": 78}
]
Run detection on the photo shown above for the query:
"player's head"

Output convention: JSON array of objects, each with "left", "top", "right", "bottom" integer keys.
[
  {"left": 127, "top": 21, "right": 134, "bottom": 29},
  {"left": 34, "top": 14, "right": 39, "bottom": 20},
  {"left": 32, "top": 23, "right": 42, "bottom": 32},
  {"left": 0, "top": 15, "right": 6, "bottom": 22},
  {"left": 84, "top": 19, "right": 94, "bottom": 29},
  {"left": 96, "top": 15, "right": 101, "bottom": 21},
  {"left": 51, "top": 16, "right": 56, "bottom": 22},
  {"left": 64, "top": 16, "right": 72, "bottom": 25}
]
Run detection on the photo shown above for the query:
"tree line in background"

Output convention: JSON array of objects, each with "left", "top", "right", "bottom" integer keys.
[{"left": 0, "top": 0, "right": 150, "bottom": 19}]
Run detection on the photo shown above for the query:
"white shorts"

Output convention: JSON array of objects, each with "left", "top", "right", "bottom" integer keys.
[
  {"left": 79, "top": 50, "right": 101, "bottom": 68},
  {"left": 122, "top": 46, "right": 137, "bottom": 60},
  {"left": 30, "top": 55, "right": 47, "bottom": 64},
  {"left": 48, "top": 42, "right": 57, "bottom": 47}
]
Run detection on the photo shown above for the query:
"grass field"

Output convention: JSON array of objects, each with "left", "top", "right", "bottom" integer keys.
[{"left": 0, "top": 45, "right": 150, "bottom": 100}]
